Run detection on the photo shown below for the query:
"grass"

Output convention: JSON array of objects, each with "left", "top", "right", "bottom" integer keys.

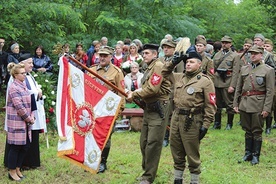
[{"left": 0, "top": 97, "right": 276, "bottom": 183}]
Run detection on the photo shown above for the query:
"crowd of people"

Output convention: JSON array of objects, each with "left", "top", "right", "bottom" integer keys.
[{"left": 1, "top": 33, "right": 276, "bottom": 183}]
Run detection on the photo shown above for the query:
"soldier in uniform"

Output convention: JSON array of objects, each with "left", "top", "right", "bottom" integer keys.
[
  {"left": 159, "top": 39, "right": 177, "bottom": 147},
  {"left": 233, "top": 45, "right": 274, "bottom": 165},
  {"left": 253, "top": 34, "right": 276, "bottom": 134},
  {"left": 263, "top": 38, "right": 276, "bottom": 132},
  {"left": 195, "top": 37, "right": 215, "bottom": 81},
  {"left": 212, "top": 35, "right": 242, "bottom": 130},
  {"left": 240, "top": 38, "right": 253, "bottom": 65},
  {"left": 88, "top": 46, "right": 125, "bottom": 173},
  {"left": 127, "top": 44, "right": 171, "bottom": 184},
  {"left": 253, "top": 34, "right": 275, "bottom": 68},
  {"left": 162, "top": 46, "right": 216, "bottom": 184}
]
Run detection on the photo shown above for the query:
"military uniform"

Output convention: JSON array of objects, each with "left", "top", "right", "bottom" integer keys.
[
  {"left": 89, "top": 64, "right": 125, "bottom": 110},
  {"left": 233, "top": 45, "right": 275, "bottom": 165},
  {"left": 201, "top": 53, "right": 215, "bottom": 81},
  {"left": 159, "top": 39, "right": 178, "bottom": 147},
  {"left": 132, "top": 56, "right": 171, "bottom": 183},
  {"left": 162, "top": 59, "right": 216, "bottom": 183},
  {"left": 213, "top": 36, "right": 243, "bottom": 129},
  {"left": 88, "top": 46, "right": 125, "bottom": 173}
]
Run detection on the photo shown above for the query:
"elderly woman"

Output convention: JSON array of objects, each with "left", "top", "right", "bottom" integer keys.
[
  {"left": 6, "top": 62, "right": 35, "bottom": 181},
  {"left": 32, "top": 45, "right": 53, "bottom": 73},
  {"left": 124, "top": 62, "right": 144, "bottom": 108}
]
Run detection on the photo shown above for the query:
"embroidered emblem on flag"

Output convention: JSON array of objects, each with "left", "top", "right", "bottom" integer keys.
[{"left": 56, "top": 56, "right": 122, "bottom": 174}]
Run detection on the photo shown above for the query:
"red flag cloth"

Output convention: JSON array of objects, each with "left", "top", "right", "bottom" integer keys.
[{"left": 56, "top": 57, "right": 122, "bottom": 173}]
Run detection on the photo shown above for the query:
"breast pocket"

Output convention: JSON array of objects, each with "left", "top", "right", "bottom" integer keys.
[{"left": 255, "top": 74, "right": 265, "bottom": 86}]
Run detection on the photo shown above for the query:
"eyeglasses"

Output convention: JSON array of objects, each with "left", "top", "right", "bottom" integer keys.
[
  {"left": 16, "top": 72, "right": 27, "bottom": 75},
  {"left": 0, "top": 42, "right": 5, "bottom": 44},
  {"left": 131, "top": 67, "right": 138, "bottom": 69}
]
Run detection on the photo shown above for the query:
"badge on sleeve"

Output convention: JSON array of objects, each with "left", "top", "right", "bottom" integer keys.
[
  {"left": 120, "top": 80, "right": 125, "bottom": 88},
  {"left": 209, "top": 93, "right": 216, "bottom": 106},
  {"left": 151, "top": 72, "right": 162, "bottom": 85},
  {"left": 210, "top": 68, "right": 215, "bottom": 75}
]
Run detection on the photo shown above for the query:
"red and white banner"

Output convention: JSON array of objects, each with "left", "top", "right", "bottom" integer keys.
[{"left": 56, "top": 56, "right": 122, "bottom": 173}]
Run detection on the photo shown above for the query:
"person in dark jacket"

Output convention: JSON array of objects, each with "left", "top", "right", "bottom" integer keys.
[{"left": 32, "top": 45, "right": 53, "bottom": 73}]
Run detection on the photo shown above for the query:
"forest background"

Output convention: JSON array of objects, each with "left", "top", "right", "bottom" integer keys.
[
  {"left": 0, "top": 0, "right": 275, "bottom": 57},
  {"left": 1, "top": 1, "right": 276, "bottom": 183}
]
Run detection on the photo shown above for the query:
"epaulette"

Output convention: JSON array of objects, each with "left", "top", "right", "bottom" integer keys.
[
  {"left": 112, "top": 64, "right": 123, "bottom": 73},
  {"left": 264, "top": 64, "right": 274, "bottom": 69},
  {"left": 201, "top": 73, "right": 211, "bottom": 80}
]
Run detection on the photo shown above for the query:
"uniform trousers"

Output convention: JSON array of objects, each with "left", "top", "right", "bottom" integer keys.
[
  {"left": 240, "top": 110, "right": 264, "bottom": 141},
  {"left": 170, "top": 112, "right": 202, "bottom": 174},
  {"left": 140, "top": 101, "right": 169, "bottom": 182},
  {"left": 215, "top": 87, "right": 235, "bottom": 114}
]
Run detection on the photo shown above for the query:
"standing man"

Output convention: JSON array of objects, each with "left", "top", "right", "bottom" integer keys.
[
  {"left": 233, "top": 45, "right": 274, "bottom": 165},
  {"left": 159, "top": 39, "right": 177, "bottom": 147},
  {"left": 212, "top": 36, "right": 242, "bottom": 130},
  {"left": 253, "top": 34, "right": 276, "bottom": 134},
  {"left": 253, "top": 33, "right": 275, "bottom": 68},
  {"left": 88, "top": 46, "right": 125, "bottom": 173},
  {"left": 162, "top": 47, "right": 216, "bottom": 184},
  {"left": 195, "top": 37, "right": 215, "bottom": 81},
  {"left": 0, "top": 37, "right": 8, "bottom": 92},
  {"left": 240, "top": 38, "right": 253, "bottom": 65},
  {"left": 127, "top": 44, "right": 171, "bottom": 184}
]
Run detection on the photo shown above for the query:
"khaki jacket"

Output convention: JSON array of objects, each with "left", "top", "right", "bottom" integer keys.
[
  {"left": 133, "top": 58, "right": 171, "bottom": 103},
  {"left": 201, "top": 54, "right": 215, "bottom": 82},
  {"left": 233, "top": 63, "right": 275, "bottom": 113},
  {"left": 89, "top": 63, "right": 126, "bottom": 109},
  {"left": 213, "top": 50, "right": 242, "bottom": 88},
  {"left": 162, "top": 62, "right": 217, "bottom": 129}
]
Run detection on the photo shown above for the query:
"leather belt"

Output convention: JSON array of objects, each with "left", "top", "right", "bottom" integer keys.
[
  {"left": 242, "top": 91, "right": 266, "bottom": 96},
  {"left": 177, "top": 108, "right": 202, "bottom": 115}
]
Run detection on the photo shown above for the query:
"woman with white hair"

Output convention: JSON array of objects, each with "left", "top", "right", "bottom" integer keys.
[{"left": 124, "top": 61, "right": 143, "bottom": 92}]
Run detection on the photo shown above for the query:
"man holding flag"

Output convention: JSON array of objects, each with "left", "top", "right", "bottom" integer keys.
[
  {"left": 56, "top": 46, "right": 124, "bottom": 174},
  {"left": 88, "top": 46, "right": 125, "bottom": 173}
]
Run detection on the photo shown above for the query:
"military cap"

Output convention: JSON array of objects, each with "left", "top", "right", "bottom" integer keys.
[
  {"left": 143, "top": 44, "right": 159, "bottom": 51},
  {"left": 264, "top": 39, "right": 273, "bottom": 46},
  {"left": 254, "top": 33, "right": 265, "bottom": 41},
  {"left": 196, "top": 38, "right": 207, "bottom": 46},
  {"left": 161, "top": 39, "right": 177, "bottom": 48},
  {"left": 187, "top": 51, "right": 202, "bottom": 61},
  {"left": 248, "top": 45, "right": 264, "bottom": 53},
  {"left": 98, "top": 46, "right": 114, "bottom": 55},
  {"left": 244, "top": 38, "right": 253, "bottom": 45},
  {"left": 221, "top": 36, "right": 232, "bottom": 42}
]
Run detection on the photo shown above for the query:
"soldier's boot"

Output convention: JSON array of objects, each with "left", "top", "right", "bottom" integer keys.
[
  {"left": 212, "top": 112, "right": 221, "bottom": 129},
  {"left": 251, "top": 140, "right": 262, "bottom": 165},
  {"left": 174, "top": 179, "right": 183, "bottom": 184},
  {"left": 241, "top": 138, "right": 253, "bottom": 162},
  {"left": 163, "top": 129, "right": 170, "bottom": 147},
  {"left": 265, "top": 116, "right": 272, "bottom": 135},
  {"left": 225, "top": 113, "right": 234, "bottom": 130},
  {"left": 98, "top": 147, "right": 110, "bottom": 173},
  {"left": 272, "top": 122, "right": 276, "bottom": 129},
  {"left": 190, "top": 173, "right": 199, "bottom": 184}
]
